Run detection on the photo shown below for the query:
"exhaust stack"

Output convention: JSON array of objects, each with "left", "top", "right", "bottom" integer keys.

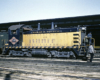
[
  {"left": 38, "top": 23, "right": 40, "bottom": 30},
  {"left": 51, "top": 22, "right": 54, "bottom": 29}
]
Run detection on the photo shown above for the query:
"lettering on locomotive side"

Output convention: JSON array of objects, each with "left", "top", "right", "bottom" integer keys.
[
  {"left": 32, "top": 30, "right": 60, "bottom": 33},
  {"left": 33, "top": 39, "right": 34, "bottom": 43},
  {"left": 52, "top": 39, "right": 55, "bottom": 43},
  {"left": 29, "top": 40, "right": 31, "bottom": 43},
  {"left": 48, "top": 39, "right": 49, "bottom": 43},
  {"left": 38, "top": 39, "right": 40, "bottom": 43},
  {"left": 29, "top": 39, "right": 55, "bottom": 43}
]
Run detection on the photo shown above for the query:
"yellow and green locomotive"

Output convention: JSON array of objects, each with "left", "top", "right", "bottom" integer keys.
[{"left": 2, "top": 22, "right": 93, "bottom": 59}]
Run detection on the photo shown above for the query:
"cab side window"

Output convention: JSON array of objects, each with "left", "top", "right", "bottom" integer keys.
[{"left": 11, "top": 30, "right": 17, "bottom": 35}]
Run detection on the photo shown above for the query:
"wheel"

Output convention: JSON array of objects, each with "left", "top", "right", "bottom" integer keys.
[
  {"left": 28, "top": 53, "right": 32, "bottom": 57},
  {"left": 47, "top": 52, "right": 51, "bottom": 58},
  {"left": 23, "top": 52, "right": 32, "bottom": 57},
  {"left": 23, "top": 54, "right": 26, "bottom": 57},
  {"left": 9, "top": 51, "right": 13, "bottom": 56}
]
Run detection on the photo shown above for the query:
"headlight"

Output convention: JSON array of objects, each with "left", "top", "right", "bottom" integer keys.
[{"left": 82, "top": 27, "right": 86, "bottom": 30}]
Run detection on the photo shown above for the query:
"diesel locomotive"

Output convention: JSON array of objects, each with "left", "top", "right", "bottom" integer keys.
[{"left": 2, "top": 22, "right": 94, "bottom": 59}]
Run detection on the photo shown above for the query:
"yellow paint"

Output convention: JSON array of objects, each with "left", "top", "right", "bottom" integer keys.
[
  {"left": 64, "top": 46, "right": 66, "bottom": 48},
  {"left": 26, "top": 46, "right": 28, "bottom": 48},
  {"left": 94, "top": 46, "right": 100, "bottom": 49},
  {"left": 16, "top": 46, "right": 18, "bottom": 48},
  {"left": 30, "top": 46, "right": 32, "bottom": 48},
  {"left": 5, "top": 43, "right": 8, "bottom": 45},
  {"left": 22, "top": 32, "right": 81, "bottom": 48},
  {"left": 19, "top": 46, "right": 21, "bottom": 48}
]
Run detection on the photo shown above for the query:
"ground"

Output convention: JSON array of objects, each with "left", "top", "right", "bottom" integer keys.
[{"left": 0, "top": 57, "right": 100, "bottom": 80}]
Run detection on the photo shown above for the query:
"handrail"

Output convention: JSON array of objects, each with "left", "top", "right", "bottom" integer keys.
[
  {"left": 91, "top": 38, "right": 95, "bottom": 48},
  {"left": 84, "top": 37, "right": 95, "bottom": 47}
]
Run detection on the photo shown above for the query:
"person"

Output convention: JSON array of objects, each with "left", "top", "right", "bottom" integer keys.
[
  {"left": 88, "top": 43, "right": 94, "bottom": 62},
  {"left": 87, "top": 32, "right": 92, "bottom": 44}
]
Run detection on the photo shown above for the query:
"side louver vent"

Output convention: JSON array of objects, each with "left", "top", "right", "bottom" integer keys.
[{"left": 73, "top": 33, "right": 80, "bottom": 47}]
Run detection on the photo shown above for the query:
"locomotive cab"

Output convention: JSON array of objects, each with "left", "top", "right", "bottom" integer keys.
[
  {"left": 8, "top": 24, "right": 33, "bottom": 46},
  {"left": 8, "top": 24, "right": 24, "bottom": 46}
]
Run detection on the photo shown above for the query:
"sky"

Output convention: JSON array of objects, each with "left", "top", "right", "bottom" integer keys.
[{"left": 0, "top": 0, "right": 100, "bottom": 23}]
